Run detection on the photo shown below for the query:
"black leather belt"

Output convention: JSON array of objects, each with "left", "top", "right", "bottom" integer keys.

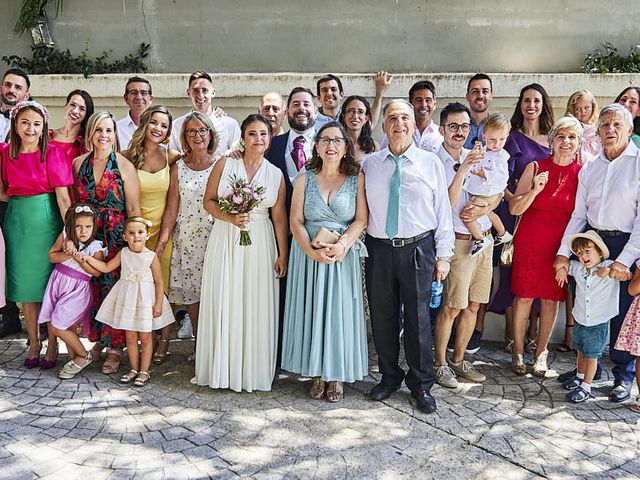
[
  {"left": 595, "top": 229, "right": 626, "bottom": 237},
  {"left": 373, "top": 231, "right": 432, "bottom": 247}
]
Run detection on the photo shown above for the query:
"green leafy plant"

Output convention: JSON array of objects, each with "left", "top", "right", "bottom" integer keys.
[
  {"left": 582, "top": 42, "right": 640, "bottom": 73},
  {"left": 14, "top": 0, "right": 50, "bottom": 35},
  {"left": 2, "top": 43, "right": 150, "bottom": 78}
]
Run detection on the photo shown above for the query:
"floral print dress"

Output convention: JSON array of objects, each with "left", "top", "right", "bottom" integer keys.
[{"left": 75, "top": 151, "right": 127, "bottom": 348}]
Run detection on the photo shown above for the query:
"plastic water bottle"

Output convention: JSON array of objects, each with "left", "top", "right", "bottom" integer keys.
[{"left": 429, "top": 281, "right": 443, "bottom": 309}]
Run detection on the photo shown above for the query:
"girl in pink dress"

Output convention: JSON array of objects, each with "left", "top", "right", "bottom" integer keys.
[
  {"left": 38, "top": 204, "right": 105, "bottom": 379},
  {"left": 614, "top": 264, "right": 640, "bottom": 413},
  {"left": 79, "top": 217, "right": 174, "bottom": 387}
]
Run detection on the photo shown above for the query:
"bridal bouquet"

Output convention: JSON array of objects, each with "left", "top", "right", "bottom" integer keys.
[{"left": 218, "top": 174, "right": 266, "bottom": 246}]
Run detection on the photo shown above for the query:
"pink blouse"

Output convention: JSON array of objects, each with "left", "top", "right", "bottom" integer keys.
[
  {"left": 0, "top": 142, "right": 73, "bottom": 197},
  {"left": 48, "top": 130, "right": 85, "bottom": 168}
]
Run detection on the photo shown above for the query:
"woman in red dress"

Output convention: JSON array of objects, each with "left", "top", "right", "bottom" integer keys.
[{"left": 509, "top": 116, "right": 583, "bottom": 377}]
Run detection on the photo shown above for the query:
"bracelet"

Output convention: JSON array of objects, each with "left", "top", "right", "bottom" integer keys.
[{"left": 555, "top": 265, "right": 568, "bottom": 271}]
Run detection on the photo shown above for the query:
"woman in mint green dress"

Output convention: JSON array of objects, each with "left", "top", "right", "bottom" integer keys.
[{"left": 281, "top": 122, "right": 368, "bottom": 402}]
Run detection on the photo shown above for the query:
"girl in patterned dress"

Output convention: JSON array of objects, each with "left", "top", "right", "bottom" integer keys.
[
  {"left": 79, "top": 217, "right": 174, "bottom": 387},
  {"left": 614, "top": 263, "right": 640, "bottom": 413}
]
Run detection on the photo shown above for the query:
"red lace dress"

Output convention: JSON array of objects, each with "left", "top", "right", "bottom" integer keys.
[{"left": 511, "top": 157, "right": 581, "bottom": 301}]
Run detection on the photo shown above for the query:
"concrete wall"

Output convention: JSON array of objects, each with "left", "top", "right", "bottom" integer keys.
[
  {"left": 1, "top": 1, "right": 640, "bottom": 74},
  {"left": 33, "top": 72, "right": 640, "bottom": 136}
]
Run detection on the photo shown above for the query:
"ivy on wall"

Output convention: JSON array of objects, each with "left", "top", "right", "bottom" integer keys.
[{"left": 2, "top": 43, "right": 150, "bottom": 78}]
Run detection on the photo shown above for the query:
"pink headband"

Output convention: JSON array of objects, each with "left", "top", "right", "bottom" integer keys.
[{"left": 10, "top": 100, "right": 50, "bottom": 123}]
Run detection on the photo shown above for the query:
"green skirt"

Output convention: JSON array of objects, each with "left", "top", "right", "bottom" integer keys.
[{"left": 5, "top": 193, "right": 63, "bottom": 302}]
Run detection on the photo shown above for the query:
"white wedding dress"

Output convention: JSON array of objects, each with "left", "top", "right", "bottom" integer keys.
[{"left": 192, "top": 157, "right": 282, "bottom": 392}]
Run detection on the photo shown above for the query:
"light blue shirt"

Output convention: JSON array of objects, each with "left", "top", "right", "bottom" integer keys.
[{"left": 569, "top": 259, "right": 620, "bottom": 326}]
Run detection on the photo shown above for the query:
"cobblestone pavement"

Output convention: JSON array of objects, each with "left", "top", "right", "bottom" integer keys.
[{"left": 1, "top": 333, "right": 639, "bottom": 480}]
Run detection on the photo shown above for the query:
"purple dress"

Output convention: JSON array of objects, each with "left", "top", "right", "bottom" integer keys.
[
  {"left": 38, "top": 239, "right": 106, "bottom": 336},
  {"left": 489, "top": 129, "right": 549, "bottom": 313}
]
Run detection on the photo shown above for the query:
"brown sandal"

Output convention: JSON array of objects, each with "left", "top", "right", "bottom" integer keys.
[
  {"left": 152, "top": 339, "right": 171, "bottom": 365},
  {"left": 326, "top": 381, "right": 343, "bottom": 403},
  {"left": 310, "top": 377, "right": 326, "bottom": 399},
  {"left": 102, "top": 348, "right": 122, "bottom": 375}
]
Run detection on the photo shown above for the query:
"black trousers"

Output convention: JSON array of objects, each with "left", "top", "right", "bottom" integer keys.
[{"left": 365, "top": 232, "right": 435, "bottom": 393}]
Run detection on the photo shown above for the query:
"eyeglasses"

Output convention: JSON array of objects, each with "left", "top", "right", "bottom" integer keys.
[
  {"left": 126, "top": 90, "right": 151, "bottom": 97},
  {"left": 186, "top": 128, "right": 210, "bottom": 137},
  {"left": 317, "top": 137, "right": 346, "bottom": 146},
  {"left": 345, "top": 108, "right": 366, "bottom": 116},
  {"left": 446, "top": 123, "right": 471, "bottom": 132}
]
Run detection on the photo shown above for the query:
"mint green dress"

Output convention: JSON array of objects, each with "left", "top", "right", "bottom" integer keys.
[{"left": 281, "top": 171, "right": 368, "bottom": 382}]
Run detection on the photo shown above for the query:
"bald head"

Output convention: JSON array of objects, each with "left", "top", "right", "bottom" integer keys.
[{"left": 259, "top": 92, "right": 285, "bottom": 135}]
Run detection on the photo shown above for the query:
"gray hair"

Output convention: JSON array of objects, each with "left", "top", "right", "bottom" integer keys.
[
  {"left": 179, "top": 111, "right": 218, "bottom": 155},
  {"left": 597, "top": 103, "right": 634, "bottom": 129},
  {"left": 548, "top": 116, "right": 584, "bottom": 146},
  {"left": 382, "top": 99, "right": 415, "bottom": 121}
]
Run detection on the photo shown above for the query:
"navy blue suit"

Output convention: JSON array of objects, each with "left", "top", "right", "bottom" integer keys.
[{"left": 265, "top": 132, "right": 294, "bottom": 215}]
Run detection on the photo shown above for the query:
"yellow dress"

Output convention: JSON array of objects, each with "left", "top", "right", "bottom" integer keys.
[{"left": 138, "top": 160, "right": 173, "bottom": 292}]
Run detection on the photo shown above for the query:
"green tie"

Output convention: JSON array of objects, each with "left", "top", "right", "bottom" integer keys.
[{"left": 385, "top": 154, "right": 403, "bottom": 239}]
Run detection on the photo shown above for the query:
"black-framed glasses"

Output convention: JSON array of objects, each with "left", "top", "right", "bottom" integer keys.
[
  {"left": 445, "top": 123, "right": 471, "bottom": 133},
  {"left": 126, "top": 89, "right": 151, "bottom": 97}
]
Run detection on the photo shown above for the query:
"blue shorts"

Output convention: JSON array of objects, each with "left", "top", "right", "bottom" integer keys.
[{"left": 573, "top": 322, "right": 609, "bottom": 359}]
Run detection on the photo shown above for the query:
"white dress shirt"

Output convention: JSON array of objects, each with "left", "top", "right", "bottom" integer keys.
[
  {"left": 170, "top": 110, "right": 241, "bottom": 159},
  {"left": 116, "top": 113, "right": 138, "bottom": 151},
  {"left": 284, "top": 128, "right": 315, "bottom": 183},
  {"left": 558, "top": 141, "right": 640, "bottom": 266},
  {"left": 363, "top": 144, "right": 454, "bottom": 258},
  {"left": 463, "top": 148, "right": 510, "bottom": 197},
  {"left": 436, "top": 144, "right": 492, "bottom": 235},
  {"left": 0, "top": 114, "right": 11, "bottom": 142},
  {"left": 381, "top": 122, "right": 444, "bottom": 154},
  {"left": 569, "top": 259, "right": 619, "bottom": 326}
]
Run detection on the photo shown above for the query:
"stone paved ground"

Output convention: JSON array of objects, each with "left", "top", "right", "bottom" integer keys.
[{"left": 1, "top": 333, "right": 640, "bottom": 480}]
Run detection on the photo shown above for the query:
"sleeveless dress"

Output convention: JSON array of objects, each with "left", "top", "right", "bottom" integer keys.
[
  {"left": 96, "top": 247, "right": 174, "bottom": 332},
  {"left": 138, "top": 159, "right": 173, "bottom": 292},
  {"left": 38, "top": 239, "right": 105, "bottom": 335},
  {"left": 193, "top": 157, "right": 282, "bottom": 392},
  {"left": 490, "top": 130, "right": 549, "bottom": 313},
  {"left": 281, "top": 172, "right": 368, "bottom": 382},
  {"left": 75, "top": 151, "right": 127, "bottom": 348},
  {"left": 511, "top": 157, "right": 581, "bottom": 301},
  {"left": 168, "top": 158, "right": 215, "bottom": 305}
]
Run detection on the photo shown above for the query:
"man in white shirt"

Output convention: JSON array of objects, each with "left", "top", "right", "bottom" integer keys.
[
  {"left": 259, "top": 92, "right": 286, "bottom": 136},
  {"left": 363, "top": 99, "right": 454, "bottom": 414},
  {"left": 433, "top": 102, "right": 496, "bottom": 389},
  {"left": 555, "top": 103, "right": 640, "bottom": 403},
  {"left": 380, "top": 80, "right": 443, "bottom": 153},
  {"left": 0, "top": 68, "right": 31, "bottom": 142},
  {"left": 170, "top": 71, "right": 240, "bottom": 158},
  {"left": 116, "top": 76, "right": 154, "bottom": 150}
]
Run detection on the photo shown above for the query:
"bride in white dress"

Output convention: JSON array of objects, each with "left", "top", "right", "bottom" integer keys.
[{"left": 192, "top": 114, "right": 288, "bottom": 392}]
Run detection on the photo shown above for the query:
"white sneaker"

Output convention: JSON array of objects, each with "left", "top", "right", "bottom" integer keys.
[
  {"left": 494, "top": 231, "right": 513, "bottom": 245},
  {"left": 177, "top": 314, "right": 193, "bottom": 339},
  {"left": 470, "top": 236, "right": 492, "bottom": 257}
]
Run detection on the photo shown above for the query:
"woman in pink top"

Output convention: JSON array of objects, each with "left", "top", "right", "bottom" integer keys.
[
  {"left": 0, "top": 101, "right": 73, "bottom": 369},
  {"left": 49, "top": 90, "right": 94, "bottom": 166}
]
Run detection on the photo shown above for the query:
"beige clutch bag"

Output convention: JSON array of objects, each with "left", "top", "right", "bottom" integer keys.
[{"left": 311, "top": 227, "right": 348, "bottom": 262}]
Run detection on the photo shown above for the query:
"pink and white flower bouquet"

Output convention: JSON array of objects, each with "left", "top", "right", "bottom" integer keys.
[{"left": 218, "top": 174, "right": 266, "bottom": 246}]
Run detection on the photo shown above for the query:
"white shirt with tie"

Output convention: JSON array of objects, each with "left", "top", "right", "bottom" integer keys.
[
  {"left": 558, "top": 141, "right": 640, "bottom": 267},
  {"left": 363, "top": 143, "right": 455, "bottom": 258},
  {"left": 284, "top": 128, "right": 315, "bottom": 184}
]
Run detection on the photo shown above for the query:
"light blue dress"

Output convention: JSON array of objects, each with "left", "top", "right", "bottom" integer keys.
[{"left": 281, "top": 171, "right": 368, "bottom": 382}]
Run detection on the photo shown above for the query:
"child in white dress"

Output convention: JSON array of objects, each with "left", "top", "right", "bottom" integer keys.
[{"left": 78, "top": 217, "right": 174, "bottom": 386}]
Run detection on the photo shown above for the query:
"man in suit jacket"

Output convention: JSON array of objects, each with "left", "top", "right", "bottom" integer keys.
[{"left": 266, "top": 87, "right": 317, "bottom": 213}]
